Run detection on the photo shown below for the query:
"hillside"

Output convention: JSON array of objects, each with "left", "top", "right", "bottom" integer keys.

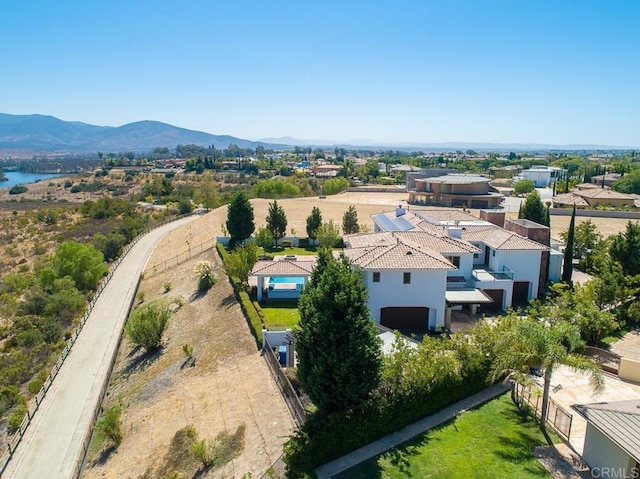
[{"left": 0, "top": 113, "right": 284, "bottom": 153}]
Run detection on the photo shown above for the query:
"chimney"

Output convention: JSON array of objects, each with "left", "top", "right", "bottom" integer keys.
[
  {"left": 396, "top": 205, "right": 406, "bottom": 217},
  {"left": 447, "top": 226, "right": 462, "bottom": 239}
]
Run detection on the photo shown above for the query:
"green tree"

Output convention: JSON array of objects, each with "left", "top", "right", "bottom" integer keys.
[
  {"left": 323, "top": 177, "right": 348, "bottom": 195},
  {"left": 610, "top": 221, "right": 640, "bottom": 276},
  {"left": 254, "top": 227, "right": 274, "bottom": 249},
  {"left": 514, "top": 179, "right": 535, "bottom": 195},
  {"left": 266, "top": 200, "right": 288, "bottom": 246},
  {"left": 194, "top": 171, "right": 219, "bottom": 209},
  {"left": 51, "top": 241, "right": 107, "bottom": 291},
  {"left": 316, "top": 220, "right": 341, "bottom": 248},
  {"left": 611, "top": 169, "right": 640, "bottom": 194},
  {"left": 492, "top": 316, "right": 604, "bottom": 431},
  {"left": 296, "top": 255, "right": 382, "bottom": 414},
  {"left": 223, "top": 242, "right": 259, "bottom": 285},
  {"left": 306, "top": 207, "right": 323, "bottom": 241},
  {"left": 226, "top": 192, "right": 255, "bottom": 247},
  {"left": 560, "top": 219, "right": 601, "bottom": 269},
  {"left": 125, "top": 302, "right": 171, "bottom": 352},
  {"left": 342, "top": 205, "right": 360, "bottom": 235},
  {"left": 562, "top": 205, "right": 576, "bottom": 283},
  {"left": 518, "top": 190, "right": 547, "bottom": 226}
]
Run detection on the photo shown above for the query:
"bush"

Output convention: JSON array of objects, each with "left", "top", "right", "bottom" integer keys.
[
  {"left": 8, "top": 404, "right": 28, "bottom": 434},
  {"left": 125, "top": 302, "right": 171, "bottom": 352},
  {"left": 323, "top": 177, "right": 348, "bottom": 195},
  {"left": 9, "top": 185, "right": 28, "bottom": 195},
  {"left": 193, "top": 260, "right": 218, "bottom": 293},
  {"left": 238, "top": 290, "right": 263, "bottom": 346},
  {"left": 98, "top": 404, "right": 124, "bottom": 448}
]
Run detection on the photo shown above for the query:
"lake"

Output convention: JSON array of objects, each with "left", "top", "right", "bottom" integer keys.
[{"left": 0, "top": 171, "right": 66, "bottom": 189}]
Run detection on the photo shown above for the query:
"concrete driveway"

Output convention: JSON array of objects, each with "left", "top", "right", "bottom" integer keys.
[{"left": 3, "top": 215, "right": 199, "bottom": 479}]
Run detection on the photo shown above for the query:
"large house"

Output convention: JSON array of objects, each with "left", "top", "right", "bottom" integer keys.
[
  {"left": 519, "top": 165, "right": 566, "bottom": 188},
  {"left": 408, "top": 174, "right": 503, "bottom": 209},
  {"left": 343, "top": 207, "right": 559, "bottom": 331},
  {"left": 553, "top": 184, "right": 640, "bottom": 209}
]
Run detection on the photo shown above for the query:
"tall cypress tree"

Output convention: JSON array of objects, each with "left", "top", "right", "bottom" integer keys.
[
  {"left": 562, "top": 205, "right": 576, "bottom": 283},
  {"left": 296, "top": 255, "right": 382, "bottom": 414},
  {"left": 226, "top": 192, "right": 255, "bottom": 247}
]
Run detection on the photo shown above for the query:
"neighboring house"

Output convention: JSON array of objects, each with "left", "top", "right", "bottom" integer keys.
[
  {"left": 573, "top": 401, "right": 640, "bottom": 479},
  {"left": 405, "top": 168, "right": 457, "bottom": 190},
  {"left": 590, "top": 173, "right": 622, "bottom": 188},
  {"left": 342, "top": 207, "right": 550, "bottom": 331},
  {"left": 408, "top": 174, "right": 503, "bottom": 209},
  {"left": 553, "top": 187, "right": 640, "bottom": 209},
  {"left": 519, "top": 165, "right": 566, "bottom": 187}
]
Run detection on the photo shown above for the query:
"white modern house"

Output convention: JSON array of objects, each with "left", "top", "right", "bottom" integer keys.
[
  {"left": 519, "top": 165, "right": 566, "bottom": 187},
  {"left": 340, "top": 207, "right": 551, "bottom": 331}
]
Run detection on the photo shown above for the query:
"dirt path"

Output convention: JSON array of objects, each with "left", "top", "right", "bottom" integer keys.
[{"left": 81, "top": 213, "right": 294, "bottom": 479}]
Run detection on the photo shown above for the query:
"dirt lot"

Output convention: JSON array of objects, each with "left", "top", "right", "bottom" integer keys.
[{"left": 81, "top": 216, "right": 294, "bottom": 479}]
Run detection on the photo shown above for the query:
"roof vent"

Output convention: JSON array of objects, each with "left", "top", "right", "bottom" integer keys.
[
  {"left": 284, "top": 255, "right": 297, "bottom": 261},
  {"left": 406, "top": 251, "right": 413, "bottom": 255},
  {"left": 396, "top": 205, "right": 406, "bottom": 217}
]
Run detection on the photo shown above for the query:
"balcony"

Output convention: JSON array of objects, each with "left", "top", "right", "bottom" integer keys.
[{"left": 472, "top": 266, "right": 514, "bottom": 282}]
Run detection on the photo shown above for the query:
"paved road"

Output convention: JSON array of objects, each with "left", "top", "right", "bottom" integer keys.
[{"left": 3, "top": 215, "right": 199, "bottom": 479}]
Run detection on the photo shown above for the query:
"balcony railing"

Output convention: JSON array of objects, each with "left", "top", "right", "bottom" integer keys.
[{"left": 472, "top": 266, "right": 514, "bottom": 282}]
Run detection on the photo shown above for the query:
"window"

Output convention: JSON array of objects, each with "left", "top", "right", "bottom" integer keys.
[
  {"left": 473, "top": 253, "right": 479, "bottom": 259},
  {"left": 403, "top": 272, "right": 411, "bottom": 284},
  {"left": 492, "top": 250, "right": 496, "bottom": 257},
  {"left": 446, "top": 256, "right": 461, "bottom": 268},
  {"left": 373, "top": 272, "right": 380, "bottom": 283}
]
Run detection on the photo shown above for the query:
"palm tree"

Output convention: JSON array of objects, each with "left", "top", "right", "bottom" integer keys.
[{"left": 492, "top": 316, "right": 604, "bottom": 431}]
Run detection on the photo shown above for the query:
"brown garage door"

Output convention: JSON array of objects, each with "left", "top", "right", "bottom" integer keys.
[
  {"left": 380, "top": 307, "right": 428, "bottom": 329},
  {"left": 480, "top": 289, "right": 504, "bottom": 311},
  {"left": 513, "top": 281, "right": 530, "bottom": 305}
]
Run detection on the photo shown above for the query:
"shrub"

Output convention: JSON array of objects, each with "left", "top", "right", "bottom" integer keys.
[
  {"left": 125, "top": 302, "right": 171, "bottom": 352},
  {"left": 191, "top": 424, "right": 246, "bottom": 471},
  {"left": 163, "top": 282, "right": 172, "bottom": 293},
  {"left": 193, "top": 260, "right": 217, "bottom": 293},
  {"left": 9, "top": 185, "right": 28, "bottom": 195},
  {"left": 98, "top": 404, "right": 124, "bottom": 448},
  {"left": 8, "top": 404, "right": 28, "bottom": 433}
]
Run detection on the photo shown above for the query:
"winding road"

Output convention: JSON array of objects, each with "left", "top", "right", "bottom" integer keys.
[{"left": 3, "top": 215, "right": 200, "bottom": 479}]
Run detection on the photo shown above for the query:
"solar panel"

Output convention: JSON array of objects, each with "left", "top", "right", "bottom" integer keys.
[{"left": 374, "top": 214, "right": 414, "bottom": 231}]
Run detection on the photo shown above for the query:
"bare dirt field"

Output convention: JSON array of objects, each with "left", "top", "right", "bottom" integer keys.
[{"left": 81, "top": 215, "right": 294, "bottom": 479}]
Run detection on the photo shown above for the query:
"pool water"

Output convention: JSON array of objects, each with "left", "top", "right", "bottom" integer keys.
[{"left": 268, "top": 276, "right": 306, "bottom": 285}]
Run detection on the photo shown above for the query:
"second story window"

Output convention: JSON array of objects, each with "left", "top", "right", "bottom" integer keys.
[
  {"left": 373, "top": 272, "right": 380, "bottom": 283},
  {"left": 403, "top": 272, "right": 411, "bottom": 284}
]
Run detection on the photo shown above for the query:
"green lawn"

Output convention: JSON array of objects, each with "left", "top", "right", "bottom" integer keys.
[
  {"left": 262, "top": 246, "right": 319, "bottom": 256},
  {"left": 339, "top": 394, "right": 556, "bottom": 479},
  {"left": 599, "top": 322, "right": 638, "bottom": 348},
  {"left": 261, "top": 301, "right": 300, "bottom": 330}
]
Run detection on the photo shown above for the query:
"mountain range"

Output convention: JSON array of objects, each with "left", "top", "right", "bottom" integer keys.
[
  {"left": 0, "top": 113, "right": 284, "bottom": 153},
  {"left": 0, "top": 113, "right": 635, "bottom": 154}
]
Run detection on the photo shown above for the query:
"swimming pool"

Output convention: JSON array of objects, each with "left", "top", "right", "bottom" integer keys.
[{"left": 268, "top": 276, "right": 306, "bottom": 285}]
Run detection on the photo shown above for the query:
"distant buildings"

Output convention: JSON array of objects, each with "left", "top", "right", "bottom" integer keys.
[
  {"left": 408, "top": 173, "right": 503, "bottom": 209},
  {"left": 518, "top": 165, "right": 566, "bottom": 188}
]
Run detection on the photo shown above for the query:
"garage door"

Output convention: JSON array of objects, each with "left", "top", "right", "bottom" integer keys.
[
  {"left": 512, "top": 281, "right": 530, "bottom": 305},
  {"left": 479, "top": 289, "right": 503, "bottom": 311},
  {"left": 380, "top": 307, "right": 428, "bottom": 329}
]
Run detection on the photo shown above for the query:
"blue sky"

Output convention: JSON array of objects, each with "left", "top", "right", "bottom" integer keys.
[{"left": 2, "top": 1, "right": 639, "bottom": 146}]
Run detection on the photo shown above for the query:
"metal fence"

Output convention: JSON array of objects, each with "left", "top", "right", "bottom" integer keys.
[
  {"left": 0, "top": 212, "right": 199, "bottom": 478},
  {"left": 512, "top": 382, "right": 573, "bottom": 441},
  {"left": 262, "top": 336, "right": 307, "bottom": 427},
  {"left": 145, "top": 237, "right": 216, "bottom": 277}
]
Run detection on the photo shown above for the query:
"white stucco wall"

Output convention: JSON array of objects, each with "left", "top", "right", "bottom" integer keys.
[
  {"left": 548, "top": 249, "right": 563, "bottom": 282},
  {"left": 583, "top": 423, "right": 636, "bottom": 479},
  {"left": 493, "top": 249, "right": 542, "bottom": 299},
  {"left": 445, "top": 253, "right": 474, "bottom": 279},
  {"left": 364, "top": 268, "right": 448, "bottom": 328},
  {"left": 522, "top": 169, "right": 552, "bottom": 187}
]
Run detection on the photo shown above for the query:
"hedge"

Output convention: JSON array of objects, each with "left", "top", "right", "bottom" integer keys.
[
  {"left": 216, "top": 242, "right": 264, "bottom": 347},
  {"left": 283, "top": 351, "right": 492, "bottom": 477}
]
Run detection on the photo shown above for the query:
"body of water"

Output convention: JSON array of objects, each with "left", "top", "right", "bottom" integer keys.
[{"left": 0, "top": 171, "right": 66, "bottom": 189}]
